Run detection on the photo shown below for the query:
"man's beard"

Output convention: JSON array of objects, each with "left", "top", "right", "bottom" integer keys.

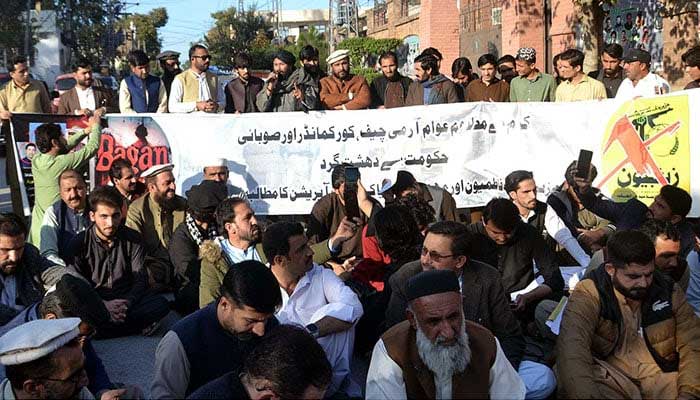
[
  {"left": 612, "top": 273, "right": 649, "bottom": 300},
  {"left": 240, "top": 225, "right": 261, "bottom": 243},
  {"left": 416, "top": 318, "right": 470, "bottom": 381},
  {"left": 0, "top": 259, "right": 18, "bottom": 275},
  {"left": 153, "top": 190, "right": 176, "bottom": 209},
  {"left": 304, "top": 64, "right": 319, "bottom": 75}
]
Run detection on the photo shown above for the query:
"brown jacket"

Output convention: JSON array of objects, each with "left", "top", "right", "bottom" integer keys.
[
  {"left": 57, "top": 86, "right": 118, "bottom": 114},
  {"left": 319, "top": 75, "right": 371, "bottom": 110},
  {"left": 383, "top": 319, "right": 496, "bottom": 399},
  {"left": 224, "top": 76, "right": 264, "bottom": 113},
  {"left": 466, "top": 78, "right": 510, "bottom": 102},
  {"left": 405, "top": 76, "right": 460, "bottom": 106},
  {"left": 557, "top": 266, "right": 700, "bottom": 398}
]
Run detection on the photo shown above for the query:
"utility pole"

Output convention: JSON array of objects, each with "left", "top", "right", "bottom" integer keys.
[
  {"left": 328, "top": 0, "right": 334, "bottom": 52},
  {"left": 24, "top": 0, "right": 32, "bottom": 60},
  {"left": 238, "top": 0, "right": 244, "bottom": 14}
]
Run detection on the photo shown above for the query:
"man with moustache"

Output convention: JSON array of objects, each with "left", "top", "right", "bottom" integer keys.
[
  {"left": 640, "top": 220, "right": 689, "bottom": 291},
  {"left": 109, "top": 158, "right": 141, "bottom": 206},
  {"left": 30, "top": 110, "right": 104, "bottom": 246},
  {"left": 615, "top": 48, "right": 670, "bottom": 100},
  {"left": 169, "top": 44, "right": 222, "bottom": 113},
  {"left": 66, "top": 186, "right": 169, "bottom": 338},
  {"left": 589, "top": 43, "right": 625, "bottom": 98},
  {"left": 256, "top": 50, "right": 319, "bottom": 112},
  {"left": 126, "top": 164, "right": 187, "bottom": 291},
  {"left": 557, "top": 230, "right": 700, "bottom": 398},
  {"left": 57, "top": 58, "right": 117, "bottom": 115},
  {"left": 39, "top": 170, "right": 90, "bottom": 267},
  {"left": 405, "top": 53, "right": 459, "bottom": 106},
  {"left": 366, "top": 270, "right": 525, "bottom": 399},
  {"left": 157, "top": 50, "right": 182, "bottom": 98},
  {"left": 0, "top": 56, "right": 51, "bottom": 119},
  {"left": 370, "top": 51, "right": 412, "bottom": 109},
  {"left": 319, "top": 50, "right": 371, "bottom": 110},
  {"left": 299, "top": 45, "right": 327, "bottom": 86},
  {"left": 0, "top": 213, "right": 67, "bottom": 329},
  {"left": 119, "top": 49, "right": 168, "bottom": 114},
  {"left": 224, "top": 53, "right": 264, "bottom": 114}
]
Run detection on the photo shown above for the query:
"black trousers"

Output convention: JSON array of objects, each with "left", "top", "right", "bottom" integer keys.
[{"left": 98, "top": 292, "right": 170, "bottom": 338}]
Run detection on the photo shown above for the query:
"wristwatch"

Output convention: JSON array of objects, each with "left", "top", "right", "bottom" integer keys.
[{"left": 306, "top": 323, "right": 320, "bottom": 338}]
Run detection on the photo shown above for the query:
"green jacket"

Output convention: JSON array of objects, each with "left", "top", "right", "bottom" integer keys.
[
  {"left": 29, "top": 124, "right": 101, "bottom": 246},
  {"left": 198, "top": 238, "right": 333, "bottom": 308}
]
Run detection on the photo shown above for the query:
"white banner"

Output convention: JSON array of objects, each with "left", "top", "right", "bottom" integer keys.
[{"left": 102, "top": 90, "right": 700, "bottom": 216}]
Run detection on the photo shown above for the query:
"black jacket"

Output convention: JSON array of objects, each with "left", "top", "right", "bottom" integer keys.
[
  {"left": 370, "top": 74, "right": 412, "bottom": 108},
  {"left": 385, "top": 259, "right": 526, "bottom": 368}
]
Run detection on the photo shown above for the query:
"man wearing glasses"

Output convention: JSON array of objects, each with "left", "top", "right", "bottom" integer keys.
[
  {"left": 0, "top": 318, "right": 93, "bottom": 400},
  {"left": 384, "top": 221, "right": 525, "bottom": 369},
  {"left": 168, "top": 44, "right": 222, "bottom": 113}
]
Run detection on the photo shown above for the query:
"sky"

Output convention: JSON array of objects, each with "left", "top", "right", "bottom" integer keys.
[{"left": 129, "top": 0, "right": 346, "bottom": 62}]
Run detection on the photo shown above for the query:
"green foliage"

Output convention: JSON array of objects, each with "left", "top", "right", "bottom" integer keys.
[
  {"left": 0, "top": 0, "right": 34, "bottom": 60},
  {"left": 336, "top": 37, "right": 402, "bottom": 67},
  {"left": 118, "top": 8, "right": 169, "bottom": 59},
  {"left": 203, "top": 6, "right": 272, "bottom": 67},
  {"left": 351, "top": 67, "right": 381, "bottom": 84},
  {"left": 53, "top": 0, "right": 113, "bottom": 62}
]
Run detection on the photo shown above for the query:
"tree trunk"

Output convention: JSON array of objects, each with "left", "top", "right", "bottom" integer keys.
[
  {"left": 660, "top": 0, "right": 699, "bottom": 88},
  {"left": 575, "top": 0, "right": 605, "bottom": 74}
]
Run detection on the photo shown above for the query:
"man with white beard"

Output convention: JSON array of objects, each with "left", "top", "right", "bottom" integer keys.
[{"left": 366, "top": 270, "right": 525, "bottom": 399}]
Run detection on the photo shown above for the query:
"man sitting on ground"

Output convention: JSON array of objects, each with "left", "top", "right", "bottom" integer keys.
[
  {"left": 151, "top": 261, "right": 281, "bottom": 399},
  {"left": 40, "top": 170, "right": 90, "bottom": 267},
  {"left": 188, "top": 325, "right": 332, "bottom": 400},
  {"left": 557, "top": 230, "right": 700, "bottom": 398},
  {"left": 263, "top": 222, "right": 363, "bottom": 397},
  {"left": 366, "top": 270, "right": 526, "bottom": 399},
  {"left": 65, "top": 186, "right": 169, "bottom": 338},
  {"left": 640, "top": 219, "right": 689, "bottom": 291}
]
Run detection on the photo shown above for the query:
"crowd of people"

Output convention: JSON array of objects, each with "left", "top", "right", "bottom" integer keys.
[{"left": 0, "top": 41, "right": 698, "bottom": 400}]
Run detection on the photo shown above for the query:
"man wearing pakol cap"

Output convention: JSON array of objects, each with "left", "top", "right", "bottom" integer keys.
[
  {"left": 169, "top": 180, "right": 228, "bottom": 315},
  {"left": 0, "top": 213, "right": 68, "bottom": 330},
  {"left": 405, "top": 53, "right": 459, "bottom": 106},
  {"left": 0, "top": 318, "right": 93, "bottom": 399},
  {"left": 157, "top": 50, "right": 182, "bottom": 98},
  {"left": 66, "top": 186, "right": 170, "bottom": 338},
  {"left": 366, "top": 269, "right": 526, "bottom": 399},
  {"left": 120, "top": 49, "right": 168, "bottom": 114},
  {"left": 573, "top": 165, "right": 695, "bottom": 259},
  {"left": 126, "top": 163, "right": 187, "bottom": 291},
  {"left": 319, "top": 50, "right": 371, "bottom": 110},
  {"left": 169, "top": 44, "right": 222, "bottom": 114},
  {"left": 29, "top": 110, "right": 104, "bottom": 246},
  {"left": 509, "top": 47, "right": 557, "bottom": 102},
  {"left": 256, "top": 50, "right": 319, "bottom": 112},
  {"left": 615, "top": 48, "right": 671, "bottom": 100},
  {"left": 37, "top": 275, "right": 142, "bottom": 399},
  {"left": 201, "top": 158, "right": 246, "bottom": 198}
]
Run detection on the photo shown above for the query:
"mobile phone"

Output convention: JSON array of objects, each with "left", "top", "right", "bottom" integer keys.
[
  {"left": 344, "top": 167, "right": 361, "bottom": 220},
  {"left": 575, "top": 149, "right": 593, "bottom": 179}
]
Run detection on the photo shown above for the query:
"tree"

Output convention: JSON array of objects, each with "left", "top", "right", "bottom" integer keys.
[
  {"left": 0, "top": 1, "right": 28, "bottom": 59},
  {"left": 117, "top": 8, "right": 169, "bottom": 58},
  {"left": 52, "top": 0, "right": 113, "bottom": 63},
  {"left": 203, "top": 6, "right": 271, "bottom": 67}
]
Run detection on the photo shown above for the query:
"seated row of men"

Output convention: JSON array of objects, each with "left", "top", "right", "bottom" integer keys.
[{"left": 3, "top": 145, "right": 699, "bottom": 398}]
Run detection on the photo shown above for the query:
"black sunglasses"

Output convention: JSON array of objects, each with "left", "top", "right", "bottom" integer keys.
[{"left": 192, "top": 55, "right": 211, "bottom": 61}]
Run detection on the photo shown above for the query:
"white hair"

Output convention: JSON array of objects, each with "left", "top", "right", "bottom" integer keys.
[{"left": 415, "top": 314, "right": 471, "bottom": 380}]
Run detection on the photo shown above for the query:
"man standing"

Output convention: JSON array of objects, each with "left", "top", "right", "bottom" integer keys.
[
  {"left": 256, "top": 50, "right": 319, "bottom": 112},
  {"left": 555, "top": 49, "right": 607, "bottom": 102},
  {"left": 39, "top": 170, "right": 90, "bottom": 267},
  {"left": 0, "top": 56, "right": 52, "bottom": 119},
  {"left": 299, "top": 45, "right": 327, "bottom": 86},
  {"left": 0, "top": 213, "right": 67, "bottom": 329},
  {"left": 682, "top": 46, "right": 700, "bottom": 89},
  {"left": 151, "top": 261, "right": 282, "bottom": 399},
  {"left": 0, "top": 318, "right": 94, "bottom": 400},
  {"left": 319, "top": 50, "right": 371, "bottom": 110},
  {"left": 157, "top": 50, "right": 182, "bottom": 98},
  {"left": 370, "top": 51, "right": 412, "bottom": 109},
  {"left": 30, "top": 111, "right": 103, "bottom": 246},
  {"left": 497, "top": 55, "right": 518, "bottom": 84},
  {"left": 451, "top": 57, "right": 476, "bottom": 102},
  {"left": 126, "top": 163, "right": 187, "bottom": 291},
  {"left": 119, "top": 50, "right": 168, "bottom": 114},
  {"left": 108, "top": 158, "right": 140, "bottom": 206},
  {"left": 169, "top": 45, "right": 221, "bottom": 113},
  {"left": 467, "top": 53, "right": 510, "bottom": 102},
  {"left": 557, "top": 230, "right": 700, "bottom": 398},
  {"left": 224, "top": 53, "right": 263, "bottom": 114},
  {"left": 263, "top": 222, "right": 363, "bottom": 397},
  {"left": 57, "top": 59, "right": 117, "bottom": 115},
  {"left": 509, "top": 47, "right": 557, "bottom": 102},
  {"left": 366, "top": 270, "right": 526, "bottom": 399},
  {"left": 405, "top": 53, "right": 459, "bottom": 106},
  {"left": 615, "top": 48, "right": 670, "bottom": 100},
  {"left": 589, "top": 43, "right": 625, "bottom": 98}
]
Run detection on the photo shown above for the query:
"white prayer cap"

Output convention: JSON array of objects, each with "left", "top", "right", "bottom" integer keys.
[
  {"left": 326, "top": 49, "right": 350, "bottom": 65},
  {"left": 0, "top": 318, "right": 81, "bottom": 365},
  {"left": 203, "top": 158, "right": 227, "bottom": 168},
  {"left": 140, "top": 163, "right": 174, "bottom": 178}
]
